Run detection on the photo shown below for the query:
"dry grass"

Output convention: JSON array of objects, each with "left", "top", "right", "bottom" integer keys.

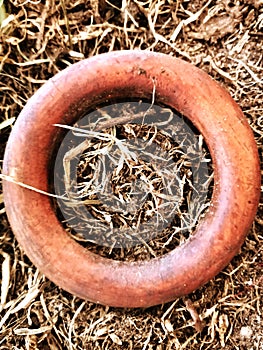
[
  {"left": 53, "top": 102, "right": 212, "bottom": 259},
  {"left": 0, "top": 0, "right": 262, "bottom": 349}
]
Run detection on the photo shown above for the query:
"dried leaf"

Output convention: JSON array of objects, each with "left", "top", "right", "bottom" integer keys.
[
  {"left": 109, "top": 333, "right": 122, "bottom": 345},
  {"left": 164, "top": 319, "right": 174, "bottom": 333},
  {"left": 94, "top": 326, "right": 108, "bottom": 337}
]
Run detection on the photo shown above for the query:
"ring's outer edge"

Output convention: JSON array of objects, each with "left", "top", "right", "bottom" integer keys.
[{"left": 3, "top": 50, "right": 261, "bottom": 307}]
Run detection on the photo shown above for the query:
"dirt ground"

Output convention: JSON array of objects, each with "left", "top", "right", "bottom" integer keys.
[{"left": 0, "top": 0, "right": 263, "bottom": 349}]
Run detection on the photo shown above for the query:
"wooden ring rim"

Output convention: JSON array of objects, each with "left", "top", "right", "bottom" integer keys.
[{"left": 3, "top": 51, "right": 260, "bottom": 307}]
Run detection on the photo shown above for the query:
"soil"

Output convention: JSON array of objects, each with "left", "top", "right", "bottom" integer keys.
[{"left": 0, "top": 0, "right": 262, "bottom": 349}]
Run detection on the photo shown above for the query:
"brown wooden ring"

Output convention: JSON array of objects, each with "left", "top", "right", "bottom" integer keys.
[{"left": 3, "top": 51, "right": 260, "bottom": 307}]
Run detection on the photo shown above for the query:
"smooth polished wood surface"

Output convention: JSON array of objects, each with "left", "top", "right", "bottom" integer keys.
[{"left": 3, "top": 51, "right": 260, "bottom": 307}]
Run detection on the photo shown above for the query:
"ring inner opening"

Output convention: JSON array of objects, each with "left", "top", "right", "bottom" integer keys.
[{"left": 51, "top": 98, "right": 214, "bottom": 261}]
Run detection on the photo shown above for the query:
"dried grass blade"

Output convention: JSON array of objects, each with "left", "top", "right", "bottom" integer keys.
[
  {"left": 0, "top": 252, "right": 10, "bottom": 310},
  {"left": 0, "top": 117, "right": 15, "bottom": 130}
]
